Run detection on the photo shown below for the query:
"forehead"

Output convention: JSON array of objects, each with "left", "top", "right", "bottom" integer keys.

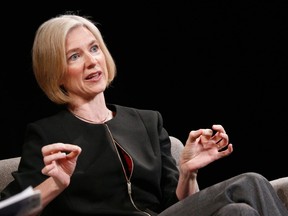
[{"left": 66, "top": 26, "right": 97, "bottom": 49}]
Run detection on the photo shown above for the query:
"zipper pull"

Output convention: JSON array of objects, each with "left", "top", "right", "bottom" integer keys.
[{"left": 127, "top": 181, "right": 132, "bottom": 195}]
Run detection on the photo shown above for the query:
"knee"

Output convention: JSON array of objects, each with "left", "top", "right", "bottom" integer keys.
[
  {"left": 216, "top": 203, "right": 259, "bottom": 216},
  {"left": 225, "top": 172, "right": 272, "bottom": 201},
  {"left": 239, "top": 172, "right": 269, "bottom": 186}
]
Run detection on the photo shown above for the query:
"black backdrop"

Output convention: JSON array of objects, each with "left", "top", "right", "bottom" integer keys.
[{"left": 1, "top": 1, "right": 287, "bottom": 188}]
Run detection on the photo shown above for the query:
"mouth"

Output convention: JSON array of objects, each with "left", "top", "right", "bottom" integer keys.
[{"left": 85, "top": 71, "right": 102, "bottom": 80}]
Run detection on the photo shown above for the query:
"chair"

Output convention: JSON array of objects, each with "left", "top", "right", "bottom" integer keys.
[
  {"left": 0, "top": 156, "right": 21, "bottom": 191},
  {"left": 1, "top": 136, "right": 287, "bottom": 210}
]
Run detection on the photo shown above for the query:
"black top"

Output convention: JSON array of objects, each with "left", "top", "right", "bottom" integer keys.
[{"left": 1, "top": 104, "right": 179, "bottom": 215}]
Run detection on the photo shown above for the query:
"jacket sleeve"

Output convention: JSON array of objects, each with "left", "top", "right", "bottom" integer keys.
[
  {"left": 1, "top": 122, "right": 49, "bottom": 200},
  {"left": 157, "top": 111, "right": 180, "bottom": 209},
  {"left": 141, "top": 110, "right": 180, "bottom": 210}
]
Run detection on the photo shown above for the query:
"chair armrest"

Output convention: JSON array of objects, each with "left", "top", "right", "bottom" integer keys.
[
  {"left": 169, "top": 136, "right": 184, "bottom": 168},
  {"left": 270, "top": 177, "right": 288, "bottom": 210},
  {"left": 0, "top": 157, "right": 21, "bottom": 191}
]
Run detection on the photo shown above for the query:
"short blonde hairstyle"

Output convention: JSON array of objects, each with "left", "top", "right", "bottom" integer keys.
[{"left": 32, "top": 14, "right": 116, "bottom": 104}]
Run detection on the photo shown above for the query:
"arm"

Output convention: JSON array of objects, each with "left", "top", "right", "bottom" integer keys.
[
  {"left": 176, "top": 124, "right": 233, "bottom": 200},
  {"left": 32, "top": 143, "right": 81, "bottom": 215},
  {"left": 38, "top": 143, "right": 81, "bottom": 207}
]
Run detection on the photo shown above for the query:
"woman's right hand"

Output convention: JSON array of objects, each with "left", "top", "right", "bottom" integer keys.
[{"left": 41, "top": 143, "right": 82, "bottom": 188}]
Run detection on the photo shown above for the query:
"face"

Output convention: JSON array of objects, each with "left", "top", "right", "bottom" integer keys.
[{"left": 62, "top": 25, "right": 108, "bottom": 101}]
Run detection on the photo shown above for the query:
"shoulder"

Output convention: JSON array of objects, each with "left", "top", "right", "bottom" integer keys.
[
  {"left": 25, "top": 109, "right": 72, "bottom": 135},
  {"left": 31, "top": 109, "right": 68, "bottom": 125},
  {"left": 24, "top": 109, "right": 81, "bottom": 143},
  {"left": 110, "top": 104, "right": 164, "bottom": 133},
  {"left": 111, "top": 104, "right": 162, "bottom": 120}
]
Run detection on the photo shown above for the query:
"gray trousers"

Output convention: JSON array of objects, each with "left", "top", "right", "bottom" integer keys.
[{"left": 159, "top": 172, "right": 288, "bottom": 216}]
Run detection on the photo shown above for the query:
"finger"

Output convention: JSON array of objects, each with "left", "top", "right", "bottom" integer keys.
[
  {"left": 217, "top": 144, "right": 233, "bottom": 157},
  {"left": 212, "top": 124, "right": 226, "bottom": 133},
  {"left": 200, "top": 129, "right": 213, "bottom": 143},
  {"left": 66, "top": 149, "right": 82, "bottom": 159},
  {"left": 187, "top": 129, "right": 202, "bottom": 143},
  {"left": 42, "top": 143, "right": 81, "bottom": 156},
  {"left": 215, "top": 133, "right": 229, "bottom": 149},
  {"left": 41, "top": 162, "right": 56, "bottom": 175},
  {"left": 43, "top": 151, "right": 67, "bottom": 165}
]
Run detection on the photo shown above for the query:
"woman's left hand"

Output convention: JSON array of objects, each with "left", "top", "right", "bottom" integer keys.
[{"left": 179, "top": 124, "right": 233, "bottom": 176}]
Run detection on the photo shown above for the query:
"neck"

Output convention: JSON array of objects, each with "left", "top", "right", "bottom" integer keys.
[{"left": 69, "top": 109, "right": 112, "bottom": 124}]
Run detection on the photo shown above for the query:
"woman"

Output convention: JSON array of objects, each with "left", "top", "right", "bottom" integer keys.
[{"left": 1, "top": 13, "right": 287, "bottom": 216}]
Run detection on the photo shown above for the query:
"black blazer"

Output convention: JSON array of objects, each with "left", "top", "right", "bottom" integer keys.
[{"left": 1, "top": 104, "right": 179, "bottom": 215}]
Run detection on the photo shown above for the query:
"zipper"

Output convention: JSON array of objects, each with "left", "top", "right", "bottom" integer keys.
[{"left": 105, "top": 124, "right": 151, "bottom": 216}]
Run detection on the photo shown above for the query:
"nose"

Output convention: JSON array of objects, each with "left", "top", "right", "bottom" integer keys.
[{"left": 84, "top": 52, "right": 97, "bottom": 68}]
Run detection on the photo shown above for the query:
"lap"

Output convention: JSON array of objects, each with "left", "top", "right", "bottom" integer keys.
[{"left": 159, "top": 172, "right": 286, "bottom": 216}]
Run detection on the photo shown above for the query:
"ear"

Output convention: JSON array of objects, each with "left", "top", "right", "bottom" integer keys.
[{"left": 60, "top": 85, "right": 67, "bottom": 94}]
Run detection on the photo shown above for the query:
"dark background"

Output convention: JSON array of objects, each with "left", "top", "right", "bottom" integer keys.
[{"left": 1, "top": 1, "right": 287, "bottom": 188}]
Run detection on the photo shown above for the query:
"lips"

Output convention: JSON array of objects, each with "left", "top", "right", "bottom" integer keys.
[{"left": 85, "top": 71, "right": 101, "bottom": 80}]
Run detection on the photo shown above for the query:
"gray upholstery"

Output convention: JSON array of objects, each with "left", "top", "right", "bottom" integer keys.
[
  {"left": 0, "top": 136, "right": 287, "bottom": 210},
  {"left": 169, "top": 136, "right": 184, "bottom": 168},
  {"left": 270, "top": 177, "right": 288, "bottom": 210},
  {"left": 0, "top": 156, "right": 20, "bottom": 192}
]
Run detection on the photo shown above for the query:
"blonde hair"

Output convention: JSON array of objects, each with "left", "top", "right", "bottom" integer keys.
[{"left": 32, "top": 14, "right": 116, "bottom": 104}]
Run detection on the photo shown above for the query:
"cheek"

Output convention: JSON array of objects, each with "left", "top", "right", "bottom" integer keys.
[
  {"left": 62, "top": 66, "right": 82, "bottom": 87},
  {"left": 99, "top": 57, "right": 108, "bottom": 74},
  {"left": 66, "top": 64, "right": 83, "bottom": 76}
]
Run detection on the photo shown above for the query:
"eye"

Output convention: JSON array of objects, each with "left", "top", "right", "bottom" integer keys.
[
  {"left": 68, "top": 53, "right": 80, "bottom": 62},
  {"left": 91, "top": 45, "right": 99, "bottom": 53}
]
